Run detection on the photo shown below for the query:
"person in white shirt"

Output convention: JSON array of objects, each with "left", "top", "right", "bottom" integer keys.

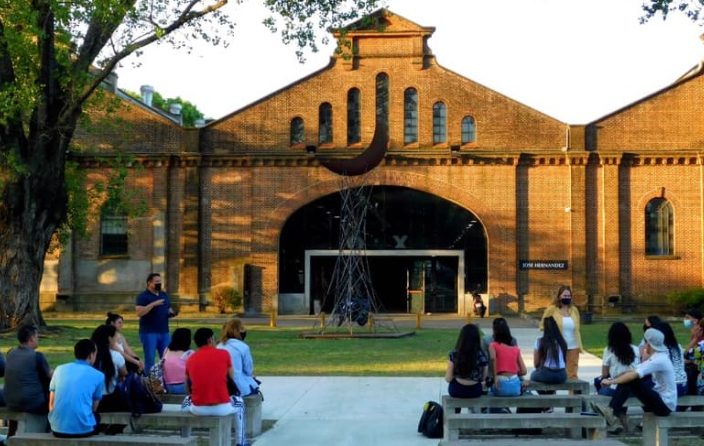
[
  {"left": 591, "top": 328, "right": 676, "bottom": 433},
  {"left": 596, "top": 321, "right": 640, "bottom": 396}
]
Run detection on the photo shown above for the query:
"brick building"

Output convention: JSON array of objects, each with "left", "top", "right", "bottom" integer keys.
[{"left": 42, "top": 9, "right": 704, "bottom": 315}]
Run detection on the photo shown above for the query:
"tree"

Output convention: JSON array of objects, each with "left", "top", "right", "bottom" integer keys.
[
  {"left": 0, "top": 0, "right": 380, "bottom": 328},
  {"left": 641, "top": 0, "right": 704, "bottom": 23}
]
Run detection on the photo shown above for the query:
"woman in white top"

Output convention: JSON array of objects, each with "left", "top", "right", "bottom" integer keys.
[
  {"left": 596, "top": 322, "right": 640, "bottom": 396},
  {"left": 540, "top": 285, "right": 583, "bottom": 380},
  {"left": 91, "top": 324, "right": 128, "bottom": 412},
  {"left": 106, "top": 312, "right": 143, "bottom": 373},
  {"left": 653, "top": 321, "right": 689, "bottom": 396}
]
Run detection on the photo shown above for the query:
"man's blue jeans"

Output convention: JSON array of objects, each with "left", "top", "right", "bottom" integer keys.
[{"left": 140, "top": 332, "right": 170, "bottom": 372}]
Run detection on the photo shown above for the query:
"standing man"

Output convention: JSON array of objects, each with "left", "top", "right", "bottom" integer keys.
[
  {"left": 136, "top": 273, "right": 175, "bottom": 372},
  {"left": 48, "top": 339, "right": 104, "bottom": 438}
]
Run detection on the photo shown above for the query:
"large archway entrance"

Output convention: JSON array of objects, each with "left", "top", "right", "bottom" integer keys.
[{"left": 278, "top": 186, "right": 487, "bottom": 315}]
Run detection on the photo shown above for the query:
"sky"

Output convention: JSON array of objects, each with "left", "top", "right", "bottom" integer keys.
[{"left": 114, "top": 0, "right": 704, "bottom": 124}]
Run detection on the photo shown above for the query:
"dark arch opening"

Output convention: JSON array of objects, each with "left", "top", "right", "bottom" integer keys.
[{"left": 278, "top": 186, "right": 487, "bottom": 314}]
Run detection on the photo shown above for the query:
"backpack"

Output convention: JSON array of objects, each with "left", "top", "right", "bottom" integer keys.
[
  {"left": 417, "top": 400, "right": 443, "bottom": 438},
  {"left": 123, "top": 373, "right": 163, "bottom": 417},
  {"left": 147, "top": 357, "right": 167, "bottom": 395}
]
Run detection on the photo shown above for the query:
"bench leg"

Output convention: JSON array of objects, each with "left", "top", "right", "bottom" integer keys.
[{"left": 642, "top": 414, "right": 668, "bottom": 446}]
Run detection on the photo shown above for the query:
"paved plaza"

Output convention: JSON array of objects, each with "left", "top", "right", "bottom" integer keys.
[{"left": 250, "top": 316, "right": 625, "bottom": 446}]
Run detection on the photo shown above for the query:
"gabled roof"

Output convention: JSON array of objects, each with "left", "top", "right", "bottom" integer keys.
[{"left": 334, "top": 8, "right": 435, "bottom": 36}]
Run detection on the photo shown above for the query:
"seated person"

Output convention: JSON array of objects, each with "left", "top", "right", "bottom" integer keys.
[
  {"left": 163, "top": 328, "right": 193, "bottom": 394},
  {"left": 91, "top": 325, "right": 127, "bottom": 412},
  {"left": 488, "top": 318, "right": 527, "bottom": 396},
  {"left": 5, "top": 324, "right": 52, "bottom": 435},
  {"left": 594, "top": 322, "right": 639, "bottom": 396},
  {"left": 106, "top": 312, "right": 144, "bottom": 374},
  {"left": 591, "top": 328, "right": 676, "bottom": 434},
  {"left": 48, "top": 339, "right": 104, "bottom": 438},
  {"left": 531, "top": 316, "right": 567, "bottom": 384},
  {"left": 217, "top": 319, "right": 260, "bottom": 396},
  {"left": 184, "top": 328, "right": 247, "bottom": 446},
  {"left": 445, "top": 324, "right": 488, "bottom": 407}
]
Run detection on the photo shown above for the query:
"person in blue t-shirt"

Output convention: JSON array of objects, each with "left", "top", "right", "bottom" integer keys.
[
  {"left": 136, "top": 273, "right": 176, "bottom": 372},
  {"left": 49, "top": 339, "right": 104, "bottom": 438}
]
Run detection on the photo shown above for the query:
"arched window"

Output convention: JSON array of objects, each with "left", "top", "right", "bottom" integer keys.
[
  {"left": 290, "top": 117, "right": 304, "bottom": 145},
  {"left": 404, "top": 88, "right": 418, "bottom": 144},
  {"left": 461, "top": 116, "right": 476, "bottom": 144},
  {"left": 319, "top": 103, "right": 333, "bottom": 144},
  {"left": 645, "top": 198, "right": 674, "bottom": 255},
  {"left": 376, "top": 72, "right": 389, "bottom": 134},
  {"left": 100, "top": 210, "right": 128, "bottom": 256},
  {"left": 433, "top": 102, "right": 447, "bottom": 144},
  {"left": 347, "top": 88, "right": 361, "bottom": 145}
]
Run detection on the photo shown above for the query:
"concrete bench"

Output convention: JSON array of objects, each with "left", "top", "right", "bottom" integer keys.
[
  {"left": 158, "top": 392, "right": 263, "bottom": 438},
  {"left": 7, "top": 433, "right": 197, "bottom": 446},
  {"left": 98, "top": 409, "right": 232, "bottom": 446},
  {"left": 443, "top": 394, "right": 587, "bottom": 439},
  {"left": 0, "top": 408, "right": 48, "bottom": 434},
  {"left": 525, "top": 379, "right": 591, "bottom": 396},
  {"left": 642, "top": 412, "right": 704, "bottom": 446},
  {"left": 440, "top": 412, "right": 606, "bottom": 444},
  {"left": 586, "top": 394, "right": 704, "bottom": 432}
]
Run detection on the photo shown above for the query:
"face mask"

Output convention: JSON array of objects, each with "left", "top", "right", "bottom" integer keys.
[
  {"left": 154, "top": 283, "right": 162, "bottom": 292},
  {"left": 643, "top": 324, "right": 649, "bottom": 333},
  {"left": 240, "top": 331, "right": 247, "bottom": 342},
  {"left": 560, "top": 298, "right": 572, "bottom": 306},
  {"left": 684, "top": 319, "right": 693, "bottom": 329}
]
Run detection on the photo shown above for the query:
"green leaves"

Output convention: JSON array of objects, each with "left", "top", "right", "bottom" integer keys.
[{"left": 641, "top": 0, "right": 704, "bottom": 23}]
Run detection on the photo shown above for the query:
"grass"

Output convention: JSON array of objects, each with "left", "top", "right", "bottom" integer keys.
[{"left": 0, "top": 316, "right": 692, "bottom": 376}]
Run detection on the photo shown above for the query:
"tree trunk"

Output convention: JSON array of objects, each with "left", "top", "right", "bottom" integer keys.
[{"left": 0, "top": 214, "right": 55, "bottom": 328}]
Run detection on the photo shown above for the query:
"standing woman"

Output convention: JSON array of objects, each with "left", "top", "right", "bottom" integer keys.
[
  {"left": 540, "top": 285, "right": 583, "bottom": 380},
  {"left": 445, "top": 324, "right": 488, "bottom": 401},
  {"left": 105, "top": 312, "right": 143, "bottom": 374}
]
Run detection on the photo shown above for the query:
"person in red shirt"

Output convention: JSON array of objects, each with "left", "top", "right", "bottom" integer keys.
[{"left": 183, "top": 328, "right": 247, "bottom": 446}]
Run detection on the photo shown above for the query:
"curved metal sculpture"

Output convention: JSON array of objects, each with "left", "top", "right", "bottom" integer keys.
[{"left": 320, "top": 126, "right": 388, "bottom": 176}]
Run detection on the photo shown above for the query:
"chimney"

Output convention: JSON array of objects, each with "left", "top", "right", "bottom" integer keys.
[
  {"left": 140, "top": 85, "right": 154, "bottom": 107},
  {"left": 102, "top": 72, "right": 118, "bottom": 93},
  {"left": 194, "top": 119, "right": 206, "bottom": 128},
  {"left": 168, "top": 103, "right": 183, "bottom": 126}
]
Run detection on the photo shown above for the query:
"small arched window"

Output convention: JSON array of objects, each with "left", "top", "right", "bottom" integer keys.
[
  {"left": 376, "top": 72, "right": 389, "bottom": 134},
  {"left": 461, "top": 116, "right": 476, "bottom": 144},
  {"left": 319, "top": 103, "right": 333, "bottom": 144},
  {"left": 433, "top": 102, "right": 447, "bottom": 144},
  {"left": 404, "top": 88, "right": 418, "bottom": 145},
  {"left": 347, "top": 88, "right": 361, "bottom": 145},
  {"left": 645, "top": 198, "right": 674, "bottom": 256},
  {"left": 290, "top": 117, "right": 304, "bottom": 145}
]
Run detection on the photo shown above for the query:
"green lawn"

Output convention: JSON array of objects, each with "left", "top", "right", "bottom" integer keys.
[{"left": 0, "top": 317, "right": 692, "bottom": 376}]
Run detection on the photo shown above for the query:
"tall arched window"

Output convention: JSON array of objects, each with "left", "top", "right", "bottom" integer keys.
[
  {"left": 645, "top": 198, "right": 674, "bottom": 255},
  {"left": 404, "top": 88, "right": 418, "bottom": 144},
  {"left": 376, "top": 72, "right": 389, "bottom": 134},
  {"left": 319, "top": 102, "right": 333, "bottom": 144},
  {"left": 461, "top": 116, "right": 476, "bottom": 144},
  {"left": 433, "top": 102, "right": 447, "bottom": 144},
  {"left": 290, "top": 117, "right": 304, "bottom": 145},
  {"left": 347, "top": 88, "right": 361, "bottom": 145}
]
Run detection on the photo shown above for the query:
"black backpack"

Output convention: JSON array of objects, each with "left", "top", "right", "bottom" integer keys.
[
  {"left": 123, "top": 373, "right": 163, "bottom": 417},
  {"left": 417, "top": 400, "right": 443, "bottom": 438}
]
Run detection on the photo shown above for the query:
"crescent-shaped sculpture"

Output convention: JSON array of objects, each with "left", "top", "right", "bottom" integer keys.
[{"left": 321, "top": 126, "right": 388, "bottom": 176}]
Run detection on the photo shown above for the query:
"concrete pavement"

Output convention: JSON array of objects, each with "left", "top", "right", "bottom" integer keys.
[{"left": 250, "top": 318, "right": 622, "bottom": 445}]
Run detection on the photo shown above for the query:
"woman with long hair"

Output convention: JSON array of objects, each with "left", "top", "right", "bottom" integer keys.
[
  {"left": 162, "top": 328, "right": 193, "bottom": 394},
  {"left": 653, "top": 321, "right": 688, "bottom": 396},
  {"left": 531, "top": 316, "right": 567, "bottom": 384},
  {"left": 105, "top": 312, "right": 143, "bottom": 374},
  {"left": 445, "top": 323, "right": 488, "bottom": 401},
  {"left": 489, "top": 318, "right": 526, "bottom": 396},
  {"left": 540, "top": 285, "right": 583, "bottom": 380},
  {"left": 91, "top": 324, "right": 127, "bottom": 412},
  {"left": 640, "top": 315, "right": 663, "bottom": 361},
  {"left": 595, "top": 322, "right": 639, "bottom": 396},
  {"left": 216, "top": 318, "right": 260, "bottom": 396}
]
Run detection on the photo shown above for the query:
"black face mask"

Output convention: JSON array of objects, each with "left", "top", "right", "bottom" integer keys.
[
  {"left": 560, "top": 298, "right": 572, "bottom": 306},
  {"left": 240, "top": 331, "right": 247, "bottom": 342},
  {"left": 154, "top": 283, "right": 162, "bottom": 292}
]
